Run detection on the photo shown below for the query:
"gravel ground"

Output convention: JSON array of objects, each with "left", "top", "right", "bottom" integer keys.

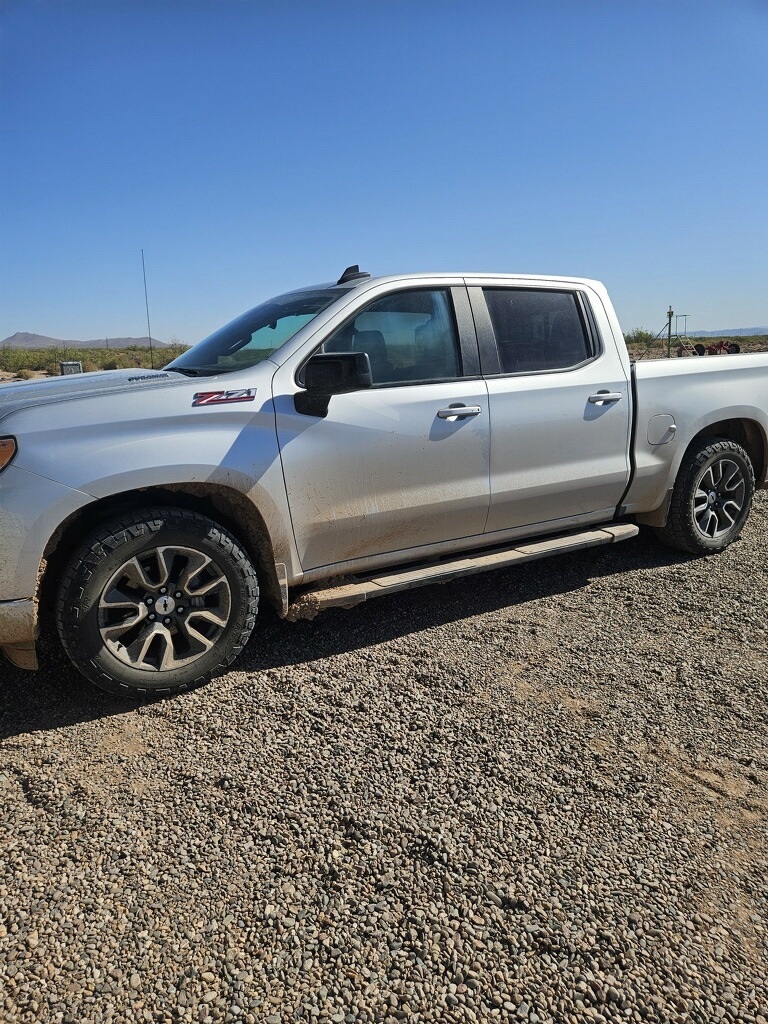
[{"left": 1, "top": 498, "right": 767, "bottom": 1024}]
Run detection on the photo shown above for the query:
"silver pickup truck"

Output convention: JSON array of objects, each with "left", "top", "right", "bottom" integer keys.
[{"left": 1, "top": 267, "right": 766, "bottom": 696}]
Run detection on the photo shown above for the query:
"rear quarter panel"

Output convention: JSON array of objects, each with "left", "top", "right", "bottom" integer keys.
[{"left": 628, "top": 353, "right": 768, "bottom": 513}]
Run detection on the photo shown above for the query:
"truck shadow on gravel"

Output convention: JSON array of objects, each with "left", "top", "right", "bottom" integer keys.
[
  {"left": 241, "top": 533, "right": 696, "bottom": 673},
  {"left": 1, "top": 532, "right": 696, "bottom": 739}
]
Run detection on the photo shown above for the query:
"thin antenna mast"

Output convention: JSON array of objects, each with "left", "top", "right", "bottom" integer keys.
[{"left": 141, "top": 248, "right": 155, "bottom": 369}]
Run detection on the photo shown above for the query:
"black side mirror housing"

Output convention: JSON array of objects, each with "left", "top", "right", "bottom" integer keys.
[{"left": 295, "top": 352, "right": 372, "bottom": 417}]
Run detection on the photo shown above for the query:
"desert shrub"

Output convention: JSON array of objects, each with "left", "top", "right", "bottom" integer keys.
[
  {"left": 0, "top": 349, "right": 40, "bottom": 373},
  {"left": 43, "top": 358, "right": 61, "bottom": 371},
  {"left": 1, "top": 344, "right": 189, "bottom": 375},
  {"left": 159, "top": 349, "right": 189, "bottom": 368},
  {"left": 17, "top": 368, "right": 36, "bottom": 380},
  {"left": 624, "top": 328, "right": 657, "bottom": 349}
]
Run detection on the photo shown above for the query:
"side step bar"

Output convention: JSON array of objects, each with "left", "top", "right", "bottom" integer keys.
[{"left": 286, "top": 523, "right": 639, "bottom": 621}]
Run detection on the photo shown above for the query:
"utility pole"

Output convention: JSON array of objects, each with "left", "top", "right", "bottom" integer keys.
[{"left": 667, "top": 305, "right": 674, "bottom": 359}]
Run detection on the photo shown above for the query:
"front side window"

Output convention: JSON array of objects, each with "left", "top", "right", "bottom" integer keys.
[
  {"left": 320, "top": 289, "right": 461, "bottom": 385},
  {"left": 484, "top": 289, "right": 591, "bottom": 374},
  {"left": 167, "top": 287, "right": 348, "bottom": 375}
]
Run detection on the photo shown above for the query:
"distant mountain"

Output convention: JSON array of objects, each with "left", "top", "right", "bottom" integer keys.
[
  {"left": 688, "top": 327, "right": 768, "bottom": 338},
  {"left": 1, "top": 332, "right": 169, "bottom": 350}
]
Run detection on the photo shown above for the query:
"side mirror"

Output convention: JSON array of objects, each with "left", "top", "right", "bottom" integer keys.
[{"left": 295, "top": 352, "right": 372, "bottom": 417}]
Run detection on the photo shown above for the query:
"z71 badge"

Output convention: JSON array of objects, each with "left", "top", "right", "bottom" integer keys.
[{"left": 192, "top": 388, "right": 257, "bottom": 407}]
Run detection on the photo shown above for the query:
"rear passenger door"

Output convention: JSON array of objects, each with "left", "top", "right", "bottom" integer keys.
[{"left": 468, "top": 282, "right": 631, "bottom": 533}]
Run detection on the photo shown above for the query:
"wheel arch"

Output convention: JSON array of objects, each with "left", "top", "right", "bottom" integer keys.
[
  {"left": 39, "top": 484, "right": 288, "bottom": 634},
  {"left": 651, "top": 433, "right": 756, "bottom": 554},
  {"left": 636, "top": 417, "right": 766, "bottom": 528},
  {"left": 688, "top": 418, "right": 766, "bottom": 487}
]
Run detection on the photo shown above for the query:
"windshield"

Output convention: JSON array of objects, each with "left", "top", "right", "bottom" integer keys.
[{"left": 166, "top": 287, "right": 348, "bottom": 375}]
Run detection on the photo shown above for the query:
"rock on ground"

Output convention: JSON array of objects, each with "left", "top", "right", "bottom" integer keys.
[{"left": 1, "top": 496, "right": 767, "bottom": 1024}]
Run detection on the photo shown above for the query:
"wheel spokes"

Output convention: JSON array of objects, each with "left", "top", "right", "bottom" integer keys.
[
  {"left": 722, "top": 467, "right": 744, "bottom": 496},
  {"left": 119, "top": 555, "right": 164, "bottom": 592},
  {"left": 694, "top": 458, "right": 746, "bottom": 539},
  {"left": 187, "top": 608, "right": 229, "bottom": 630},
  {"left": 693, "top": 487, "right": 710, "bottom": 516},
  {"left": 179, "top": 552, "right": 227, "bottom": 597},
  {"left": 98, "top": 544, "right": 232, "bottom": 672},
  {"left": 699, "top": 509, "right": 718, "bottom": 538},
  {"left": 178, "top": 618, "right": 220, "bottom": 652},
  {"left": 115, "top": 622, "right": 175, "bottom": 671},
  {"left": 720, "top": 499, "right": 740, "bottom": 525},
  {"left": 100, "top": 604, "right": 148, "bottom": 642}
]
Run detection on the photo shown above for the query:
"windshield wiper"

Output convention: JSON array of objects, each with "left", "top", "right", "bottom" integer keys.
[{"left": 166, "top": 365, "right": 240, "bottom": 377}]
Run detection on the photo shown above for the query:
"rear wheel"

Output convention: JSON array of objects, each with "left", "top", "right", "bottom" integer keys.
[
  {"left": 654, "top": 439, "right": 754, "bottom": 554},
  {"left": 56, "top": 507, "right": 259, "bottom": 697},
  {"left": 727, "top": 342, "right": 741, "bottom": 354}
]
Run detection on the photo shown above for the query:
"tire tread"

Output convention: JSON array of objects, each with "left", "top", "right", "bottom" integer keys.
[
  {"left": 56, "top": 506, "right": 258, "bottom": 698},
  {"left": 655, "top": 439, "right": 754, "bottom": 555}
]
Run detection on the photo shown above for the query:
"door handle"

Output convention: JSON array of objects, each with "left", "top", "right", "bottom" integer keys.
[
  {"left": 588, "top": 391, "right": 623, "bottom": 406},
  {"left": 437, "top": 405, "right": 482, "bottom": 421}
]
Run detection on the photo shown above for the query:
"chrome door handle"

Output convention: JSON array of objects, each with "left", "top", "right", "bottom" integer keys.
[
  {"left": 588, "top": 392, "right": 623, "bottom": 405},
  {"left": 437, "top": 405, "right": 482, "bottom": 420}
]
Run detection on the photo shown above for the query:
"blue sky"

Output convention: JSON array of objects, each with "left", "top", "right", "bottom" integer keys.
[{"left": 1, "top": 0, "right": 767, "bottom": 344}]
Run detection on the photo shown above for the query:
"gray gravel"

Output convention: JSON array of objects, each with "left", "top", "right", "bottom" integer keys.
[{"left": 1, "top": 496, "right": 767, "bottom": 1024}]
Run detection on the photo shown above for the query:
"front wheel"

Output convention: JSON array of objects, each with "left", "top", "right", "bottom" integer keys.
[
  {"left": 654, "top": 439, "right": 755, "bottom": 555},
  {"left": 56, "top": 507, "right": 259, "bottom": 697}
]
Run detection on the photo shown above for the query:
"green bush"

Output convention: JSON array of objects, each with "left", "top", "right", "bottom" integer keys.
[
  {"left": 624, "top": 328, "right": 658, "bottom": 349},
  {"left": 0, "top": 344, "right": 190, "bottom": 376}
]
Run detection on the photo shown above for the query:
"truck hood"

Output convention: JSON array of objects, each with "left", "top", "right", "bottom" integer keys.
[{"left": 0, "top": 369, "right": 191, "bottom": 425}]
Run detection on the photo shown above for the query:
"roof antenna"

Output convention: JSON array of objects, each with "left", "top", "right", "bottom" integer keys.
[
  {"left": 337, "top": 264, "right": 371, "bottom": 285},
  {"left": 141, "top": 248, "right": 155, "bottom": 369}
]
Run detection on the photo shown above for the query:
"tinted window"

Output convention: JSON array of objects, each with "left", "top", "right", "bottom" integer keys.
[
  {"left": 484, "top": 289, "right": 591, "bottom": 373},
  {"left": 168, "top": 288, "right": 347, "bottom": 375},
  {"left": 321, "top": 289, "right": 461, "bottom": 385}
]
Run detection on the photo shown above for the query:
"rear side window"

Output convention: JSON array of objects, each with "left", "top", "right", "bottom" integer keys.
[{"left": 484, "top": 289, "right": 592, "bottom": 373}]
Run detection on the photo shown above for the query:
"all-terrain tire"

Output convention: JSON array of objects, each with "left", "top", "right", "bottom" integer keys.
[
  {"left": 56, "top": 507, "right": 259, "bottom": 697},
  {"left": 654, "top": 439, "right": 754, "bottom": 555}
]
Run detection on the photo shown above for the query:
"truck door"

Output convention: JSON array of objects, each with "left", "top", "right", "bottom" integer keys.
[
  {"left": 273, "top": 286, "right": 491, "bottom": 572},
  {"left": 468, "top": 284, "right": 631, "bottom": 533}
]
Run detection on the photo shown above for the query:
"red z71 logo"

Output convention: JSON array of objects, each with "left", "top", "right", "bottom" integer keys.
[{"left": 192, "top": 388, "right": 257, "bottom": 407}]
